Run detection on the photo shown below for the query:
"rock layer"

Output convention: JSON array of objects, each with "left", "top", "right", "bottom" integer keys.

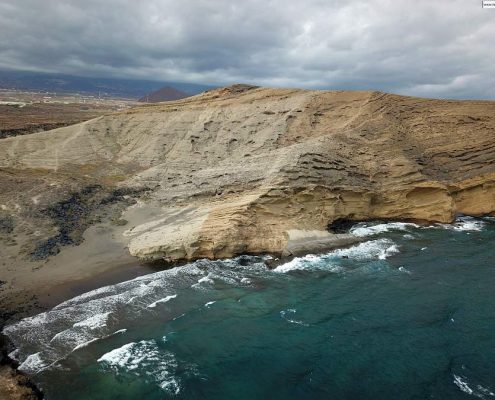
[{"left": 1, "top": 85, "right": 495, "bottom": 261}]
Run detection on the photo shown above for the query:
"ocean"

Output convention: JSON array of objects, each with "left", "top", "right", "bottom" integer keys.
[{"left": 4, "top": 217, "right": 495, "bottom": 399}]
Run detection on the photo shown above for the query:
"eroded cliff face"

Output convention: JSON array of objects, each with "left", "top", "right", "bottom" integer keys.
[{"left": 1, "top": 85, "right": 494, "bottom": 261}]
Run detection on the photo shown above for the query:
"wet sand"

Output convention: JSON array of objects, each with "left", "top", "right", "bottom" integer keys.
[
  {"left": 0, "top": 260, "right": 160, "bottom": 400},
  {"left": 0, "top": 218, "right": 164, "bottom": 400}
]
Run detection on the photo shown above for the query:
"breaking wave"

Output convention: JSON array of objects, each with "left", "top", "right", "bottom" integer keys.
[
  {"left": 348, "top": 216, "right": 486, "bottom": 238},
  {"left": 280, "top": 309, "right": 309, "bottom": 326},
  {"left": 274, "top": 238, "right": 399, "bottom": 273},
  {"left": 3, "top": 257, "right": 269, "bottom": 375},
  {"left": 98, "top": 339, "right": 193, "bottom": 395},
  {"left": 435, "top": 216, "right": 486, "bottom": 232},
  {"left": 147, "top": 295, "right": 177, "bottom": 309},
  {"left": 4, "top": 239, "right": 402, "bottom": 375},
  {"left": 4, "top": 216, "right": 489, "bottom": 381},
  {"left": 350, "top": 222, "right": 419, "bottom": 237},
  {"left": 453, "top": 374, "right": 495, "bottom": 399}
]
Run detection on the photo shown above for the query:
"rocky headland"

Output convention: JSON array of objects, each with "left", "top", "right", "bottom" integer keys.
[
  {"left": 1, "top": 84, "right": 494, "bottom": 398},
  {"left": 0, "top": 84, "right": 495, "bottom": 311}
]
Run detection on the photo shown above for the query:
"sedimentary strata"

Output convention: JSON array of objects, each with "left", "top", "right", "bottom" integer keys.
[{"left": 1, "top": 85, "right": 494, "bottom": 263}]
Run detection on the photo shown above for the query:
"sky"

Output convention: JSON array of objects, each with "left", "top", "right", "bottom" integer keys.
[{"left": 0, "top": 0, "right": 494, "bottom": 99}]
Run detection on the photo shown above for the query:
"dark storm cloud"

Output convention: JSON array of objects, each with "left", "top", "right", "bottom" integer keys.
[{"left": 0, "top": 0, "right": 494, "bottom": 98}]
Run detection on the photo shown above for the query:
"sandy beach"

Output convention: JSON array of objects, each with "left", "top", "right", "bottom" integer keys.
[{"left": 0, "top": 213, "right": 164, "bottom": 399}]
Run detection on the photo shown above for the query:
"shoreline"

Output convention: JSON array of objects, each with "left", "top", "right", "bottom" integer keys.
[
  {"left": 0, "top": 257, "right": 163, "bottom": 400},
  {"left": 0, "top": 215, "right": 491, "bottom": 399}
]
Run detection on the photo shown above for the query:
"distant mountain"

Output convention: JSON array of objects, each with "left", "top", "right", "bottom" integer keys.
[
  {"left": 138, "top": 86, "right": 190, "bottom": 102},
  {"left": 0, "top": 69, "right": 214, "bottom": 98}
]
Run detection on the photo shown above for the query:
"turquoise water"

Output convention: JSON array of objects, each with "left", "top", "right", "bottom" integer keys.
[{"left": 5, "top": 217, "right": 495, "bottom": 399}]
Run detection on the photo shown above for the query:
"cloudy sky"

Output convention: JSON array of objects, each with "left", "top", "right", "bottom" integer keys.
[{"left": 0, "top": 0, "right": 494, "bottom": 99}]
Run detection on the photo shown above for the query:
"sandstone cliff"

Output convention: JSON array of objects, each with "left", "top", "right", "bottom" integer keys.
[{"left": 1, "top": 85, "right": 494, "bottom": 263}]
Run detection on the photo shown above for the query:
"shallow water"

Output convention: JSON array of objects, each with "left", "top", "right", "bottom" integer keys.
[{"left": 4, "top": 217, "right": 495, "bottom": 399}]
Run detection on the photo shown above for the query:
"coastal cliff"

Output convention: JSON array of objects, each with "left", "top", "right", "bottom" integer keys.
[{"left": 1, "top": 85, "right": 495, "bottom": 267}]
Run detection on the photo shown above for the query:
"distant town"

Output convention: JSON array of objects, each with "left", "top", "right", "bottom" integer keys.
[
  {"left": 0, "top": 88, "right": 138, "bottom": 110},
  {"left": 0, "top": 89, "right": 139, "bottom": 138}
]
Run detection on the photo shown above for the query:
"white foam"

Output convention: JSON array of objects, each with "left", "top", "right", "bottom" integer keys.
[
  {"left": 477, "top": 385, "right": 495, "bottom": 397},
  {"left": 429, "top": 216, "right": 485, "bottom": 233},
  {"left": 191, "top": 269, "right": 244, "bottom": 288},
  {"left": 98, "top": 340, "right": 185, "bottom": 395},
  {"left": 173, "top": 313, "right": 186, "bottom": 321},
  {"left": 453, "top": 374, "right": 495, "bottom": 399},
  {"left": 454, "top": 375, "right": 474, "bottom": 395},
  {"left": 274, "top": 254, "right": 331, "bottom": 273},
  {"left": 8, "top": 349, "right": 19, "bottom": 361},
  {"left": 18, "top": 352, "right": 47, "bottom": 374},
  {"left": 198, "top": 275, "right": 214, "bottom": 284},
  {"left": 147, "top": 295, "right": 177, "bottom": 308},
  {"left": 72, "top": 338, "right": 100, "bottom": 351},
  {"left": 349, "top": 217, "right": 486, "bottom": 237},
  {"left": 446, "top": 216, "right": 485, "bottom": 232},
  {"left": 332, "top": 239, "right": 399, "bottom": 260},
  {"left": 275, "top": 239, "right": 399, "bottom": 273},
  {"left": 73, "top": 312, "right": 111, "bottom": 329},
  {"left": 3, "top": 257, "right": 270, "bottom": 374},
  {"left": 350, "top": 222, "right": 419, "bottom": 237},
  {"left": 48, "top": 317, "right": 126, "bottom": 357},
  {"left": 72, "top": 329, "right": 127, "bottom": 351},
  {"left": 97, "top": 341, "right": 139, "bottom": 368},
  {"left": 280, "top": 309, "right": 309, "bottom": 327},
  {"left": 50, "top": 328, "right": 86, "bottom": 345},
  {"left": 192, "top": 274, "right": 215, "bottom": 289},
  {"left": 159, "top": 378, "right": 181, "bottom": 395}
]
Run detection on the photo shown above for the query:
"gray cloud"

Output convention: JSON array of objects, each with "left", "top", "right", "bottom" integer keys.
[{"left": 0, "top": 0, "right": 494, "bottom": 98}]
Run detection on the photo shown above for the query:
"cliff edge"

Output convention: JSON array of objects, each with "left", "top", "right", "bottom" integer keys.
[{"left": 1, "top": 85, "right": 495, "bottom": 263}]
